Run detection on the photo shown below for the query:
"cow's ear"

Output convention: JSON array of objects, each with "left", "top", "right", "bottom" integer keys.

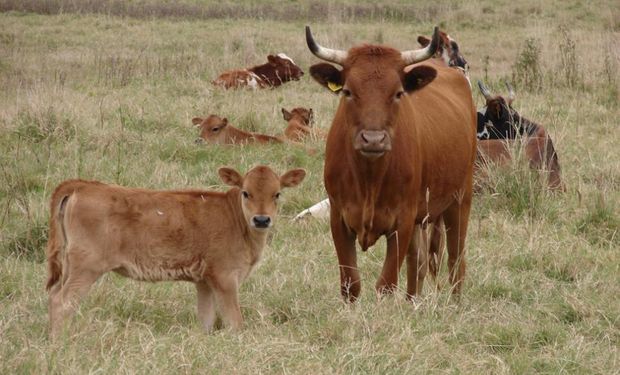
[
  {"left": 403, "top": 65, "right": 437, "bottom": 93},
  {"left": 267, "top": 55, "right": 277, "bottom": 64},
  {"left": 221, "top": 118, "right": 228, "bottom": 127},
  {"left": 281, "top": 108, "right": 292, "bottom": 121},
  {"left": 218, "top": 167, "right": 243, "bottom": 187},
  {"left": 192, "top": 117, "right": 203, "bottom": 126},
  {"left": 417, "top": 36, "right": 431, "bottom": 47},
  {"left": 280, "top": 169, "right": 306, "bottom": 188},
  {"left": 309, "top": 63, "right": 343, "bottom": 94},
  {"left": 486, "top": 100, "right": 502, "bottom": 121}
]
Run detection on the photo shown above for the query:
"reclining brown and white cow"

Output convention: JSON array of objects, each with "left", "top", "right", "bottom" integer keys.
[
  {"left": 45, "top": 165, "right": 305, "bottom": 337},
  {"left": 212, "top": 53, "right": 304, "bottom": 89}
]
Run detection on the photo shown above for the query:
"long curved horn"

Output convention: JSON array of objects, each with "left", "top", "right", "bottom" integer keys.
[
  {"left": 505, "top": 82, "right": 516, "bottom": 102},
  {"left": 477, "top": 80, "right": 492, "bottom": 100},
  {"left": 305, "top": 26, "right": 348, "bottom": 65},
  {"left": 402, "top": 26, "right": 440, "bottom": 65}
]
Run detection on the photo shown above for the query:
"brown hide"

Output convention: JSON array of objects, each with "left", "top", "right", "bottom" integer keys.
[
  {"left": 193, "top": 115, "right": 283, "bottom": 144},
  {"left": 212, "top": 70, "right": 267, "bottom": 89},
  {"left": 45, "top": 166, "right": 305, "bottom": 337},
  {"left": 476, "top": 136, "right": 564, "bottom": 191},
  {"left": 318, "top": 45, "right": 476, "bottom": 300},
  {"left": 212, "top": 54, "right": 303, "bottom": 89},
  {"left": 282, "top": 107, "right": 321, "bottom": 141}
]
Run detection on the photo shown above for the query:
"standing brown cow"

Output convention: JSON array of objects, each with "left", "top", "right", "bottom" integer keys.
[
  {"left": 306, "top": 26, "right": 476, "bottom": 300},
  {"left": 45, "top": 166, "right": 305, "bottom": 337}
]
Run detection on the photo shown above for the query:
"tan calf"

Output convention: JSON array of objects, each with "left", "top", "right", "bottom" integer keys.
[
  {"left": 46, "top": 166, "right": 306, "bottom": 337},
  {"left": 193, "top": 115, "right": 283, "bottom": 144},
  {"left": 281, "top": 107, "right": 316, "bottom": 141}
]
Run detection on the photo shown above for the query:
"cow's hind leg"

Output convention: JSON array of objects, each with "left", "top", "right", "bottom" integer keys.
[
  {"left": 406, "top": 225, "right": 428, "bottom": 299},
  {"left": 443, "top": 194, "right": 472, "bottom": 296},
  {"left": 195, "top": 282, "right": 217, "bottom": 332},
  {"left": 49, "top": 252, "right": 102, "bottom": 338}
]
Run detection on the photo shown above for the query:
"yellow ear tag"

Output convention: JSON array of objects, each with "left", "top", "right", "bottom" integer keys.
[{"left": 328, "top": 81, "right": 343, "bottom": 92}]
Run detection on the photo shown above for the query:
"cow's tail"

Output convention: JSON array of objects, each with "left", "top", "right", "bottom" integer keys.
[{"left": 45, "top": 187, "right": 71, "bottom": 291}]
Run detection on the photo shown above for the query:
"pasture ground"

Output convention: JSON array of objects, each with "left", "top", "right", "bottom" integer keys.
[{"left": 0, "top": 1, "right": 618, "bottom": 373}]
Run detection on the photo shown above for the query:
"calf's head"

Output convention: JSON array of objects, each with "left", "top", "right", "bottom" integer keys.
[
  {"left": 218, "top": 166, "right": 306, "bottom": 231},
  {"left": 306, "top": 26, "right": 439, "bottom": 159},
  {"left": 281, "top": 107, "right": 314, "bottom": 126},
  {"left": 192, "top": 115, "right": 229, "bottom": 144}
]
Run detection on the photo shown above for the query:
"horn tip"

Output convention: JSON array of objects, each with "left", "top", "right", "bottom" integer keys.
[
  {"left": 305, "top": 26, "right": 319, "bottom": 54},
  {"left": 429, "top": 26, "right": 440, "bottom": 55}
]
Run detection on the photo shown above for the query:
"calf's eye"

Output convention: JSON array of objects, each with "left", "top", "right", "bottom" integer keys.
[
  {"left": 274, "top": 192, "right": 281, "bottom": 199},
  {"left": 242, "top": 191, "right": 249, "bottom": 199}
]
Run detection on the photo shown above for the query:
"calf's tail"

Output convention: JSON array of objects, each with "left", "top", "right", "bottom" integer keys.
[{"left": 46, "top": 189, "right": 71, "bottom": 291}]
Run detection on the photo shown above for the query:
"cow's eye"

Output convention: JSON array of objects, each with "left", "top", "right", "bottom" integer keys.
[
  {"left": 242, "top": 191, "right": 249, "bottom": 199},
  {"left": 211, "top": 127, "right": 219, "bottom": 132},
  {"left": 395, "top": 91, "right": 405, "bottom": 100},
  {"left": 274, "top": 192, "right": 281, "bottom": 200},
  {"left": 342, "top": 89, "right": 352, "bottom": 98}
]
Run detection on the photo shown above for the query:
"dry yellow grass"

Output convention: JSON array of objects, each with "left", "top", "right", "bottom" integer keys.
[{"left": 0, "top": 1, "right": 618, "bottom": 373}]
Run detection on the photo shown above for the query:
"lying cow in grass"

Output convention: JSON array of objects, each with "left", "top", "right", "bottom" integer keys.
[
  {"left": 46, "top": 165, "right": 306, "bottom": 337},
  {"left": 476, "top": 81, "right": 564, "bottom": 191},
  {"left": 193, "top": 115, "right": 283, "bottom": 144},
  {"left": 212, "top": 54, "right": 304, "bottom": 89}
]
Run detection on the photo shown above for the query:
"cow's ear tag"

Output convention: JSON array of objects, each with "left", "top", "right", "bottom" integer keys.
[{"left": 328, "top": 81, "right": 343, "bottom": 92}]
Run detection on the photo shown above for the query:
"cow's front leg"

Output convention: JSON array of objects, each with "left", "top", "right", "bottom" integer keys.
[
  {"left": 376, "top": 221, "right": 415, "bottom": 296},
  {"left": 330, "top": 211, "right": 360, "bottom": 302}
]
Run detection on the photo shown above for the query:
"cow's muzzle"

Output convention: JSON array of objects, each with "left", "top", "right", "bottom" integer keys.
[
  {"left": 195, "top": 137, "right": 205, "bottom": 144},
  {"left": 354, "top": 130, "right": 392, "bottom": 159}
]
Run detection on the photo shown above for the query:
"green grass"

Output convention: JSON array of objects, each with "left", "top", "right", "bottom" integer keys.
[{"left": 1, "top": 1, "right": 619, "bottom": 373}]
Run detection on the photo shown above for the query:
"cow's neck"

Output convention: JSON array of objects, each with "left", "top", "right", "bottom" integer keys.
[{"left": 350, "top": 152, "right": 392, "bottom": 249}]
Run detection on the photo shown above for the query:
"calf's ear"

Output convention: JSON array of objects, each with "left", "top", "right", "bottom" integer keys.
[
  {"left": 403, "top": 65, "right": 437, "bottom": 93},
  {"left": 280, "top": 169, "right": 306, "bottom": 188},
  {"left": 218, "top": 167, "right": 243, "bottom": 187},
  {"left": 281, "top": 108, "right": 292, "bottom": 121},
  {"left": 192, "top": 117, "right": 203, "bottom": 126},
  {"left": 309, "top": 63, "right": 343, "bottom": 94},
  {"left": 221, "top": 118, "right": 229, "bottom": 128}
]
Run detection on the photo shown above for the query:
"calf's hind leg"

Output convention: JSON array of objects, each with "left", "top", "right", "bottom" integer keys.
[{"left": 49, "top": 250, "right": 103, "bottom": 338}]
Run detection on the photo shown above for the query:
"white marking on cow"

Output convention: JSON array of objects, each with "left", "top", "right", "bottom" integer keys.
[
  {"left": 156, "top": 209, "right": 164, "bottom": 216},
  {"left": 277, "top": 53, "right": 295, "bottom": 65},
  {"left": 247, "top": 72, "right": 262, "bottom": 89}
]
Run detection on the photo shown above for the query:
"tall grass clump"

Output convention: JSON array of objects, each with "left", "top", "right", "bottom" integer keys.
[
  {"left": 511, "top": 37, "right": 543, "bottom": 91},
  {"left": 556, "top": 25, "right": 581, "bottom": 88}
]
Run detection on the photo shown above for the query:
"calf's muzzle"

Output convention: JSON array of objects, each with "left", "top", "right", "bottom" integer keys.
[{"left": 252, "top": 215, "right": 272, "bottom": 229}]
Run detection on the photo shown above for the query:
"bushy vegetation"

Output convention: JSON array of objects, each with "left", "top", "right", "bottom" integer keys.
[{"left": 0, "top": 0, "right": 618, "bottom": 373}]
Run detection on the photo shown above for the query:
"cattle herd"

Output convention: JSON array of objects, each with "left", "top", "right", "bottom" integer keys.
[{"left": 45, "top": 25, "right": 563, "bottom": 337}]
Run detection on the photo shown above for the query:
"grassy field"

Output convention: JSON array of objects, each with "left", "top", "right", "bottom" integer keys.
[{"left": 1, "top": 0, "right": 619, "bottom": 373}]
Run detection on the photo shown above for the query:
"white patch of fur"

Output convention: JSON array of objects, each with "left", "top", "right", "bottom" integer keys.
[
  {"left": 247, "top": 72, "right": 261, "bottom": 89},
  {"left": 277, "top": 53, "right": 295, "bottom": 65}
]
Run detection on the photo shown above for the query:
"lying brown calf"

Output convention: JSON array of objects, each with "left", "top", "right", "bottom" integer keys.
[
  {"left": 281, "top": 107, "right": 315, "bottom": 141},
  {"left": 193, "top": 115, "right": 283, "bottom": 144},
  {"left": 46, "top": 166, "right": 306, "bottom": 337}
]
